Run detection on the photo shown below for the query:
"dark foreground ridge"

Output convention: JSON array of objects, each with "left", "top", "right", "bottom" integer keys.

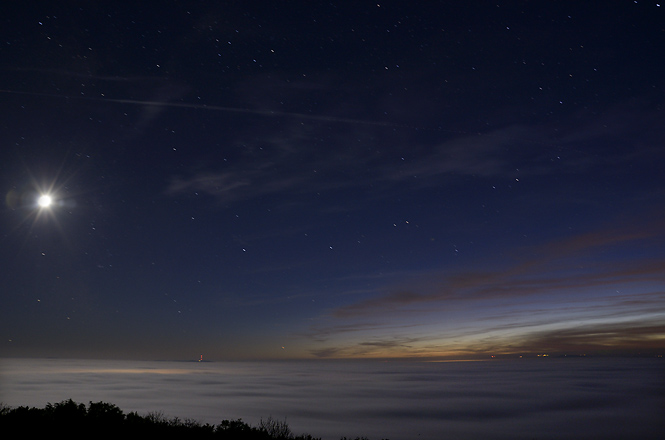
[{"left": 0, "top": 399, "right": 379, "bottom": 440}]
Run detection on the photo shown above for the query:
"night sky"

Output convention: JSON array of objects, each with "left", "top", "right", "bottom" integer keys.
[{"left": 1, "top": 1, "right": 664, "bottom": 361}]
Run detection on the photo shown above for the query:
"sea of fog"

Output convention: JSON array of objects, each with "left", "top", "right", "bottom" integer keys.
[{"left": 0, "top": 357, "right": 663, "bottom": 440}]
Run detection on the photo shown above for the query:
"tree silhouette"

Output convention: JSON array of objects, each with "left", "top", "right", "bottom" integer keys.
[{"left": 0, "top": 400, "right": 328, "bottom": 439}]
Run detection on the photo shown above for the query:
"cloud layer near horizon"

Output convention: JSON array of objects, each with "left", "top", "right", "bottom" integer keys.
[{"left": 2, "top": 358, "right": 663, "bottom": 440}]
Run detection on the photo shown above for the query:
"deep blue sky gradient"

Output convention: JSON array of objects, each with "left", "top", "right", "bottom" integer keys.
[{"left": 1, "top": 1, "right": 664, "bottom": 360}]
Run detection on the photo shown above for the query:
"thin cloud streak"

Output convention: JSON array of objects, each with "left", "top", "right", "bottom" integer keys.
[
  {"left": 161, "top": 111, "right": 657, "bottom": 207},
  {"left": 302, "top": 214, "right": 665, "bottom": 358},
  {"left": 501, "top": 320, "right": 665, "bottom": 355},
  {"left": 332, "top": 215, "right": 665, "bottom": 318}
]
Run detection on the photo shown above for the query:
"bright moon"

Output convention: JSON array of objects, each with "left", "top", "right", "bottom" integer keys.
[{"left": 37, "top": 195, "right": 52, "bottom": 208}]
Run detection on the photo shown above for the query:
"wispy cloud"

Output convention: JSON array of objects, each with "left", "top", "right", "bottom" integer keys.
[
  {"left": 500, "top": 320, "right": 665, "bottom": 355},
  {"left": 304, "top": 214, "right": 665, "bottom": 358},
  {"left": 161, "top": 130, "right": 519, "bottom": 215},
  {"left": 331, "top": 216, "right": 665, "bottom": 318},
  {"left": 163, "top": 98, "right": 664, "bottom": 210}
]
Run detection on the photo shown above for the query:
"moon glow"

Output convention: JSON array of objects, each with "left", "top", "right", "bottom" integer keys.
[{"left": 37, "top": 194, "right": 52, "bottom": 208}]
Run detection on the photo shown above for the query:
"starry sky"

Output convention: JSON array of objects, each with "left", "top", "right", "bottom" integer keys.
[{"left": 1, "top": 1, "right": 664, "bottom": 361}]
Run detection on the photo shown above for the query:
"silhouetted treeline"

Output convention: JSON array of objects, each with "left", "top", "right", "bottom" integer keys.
[{"left": 0, "top": 399, "right": 330, "bottom": 439}]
